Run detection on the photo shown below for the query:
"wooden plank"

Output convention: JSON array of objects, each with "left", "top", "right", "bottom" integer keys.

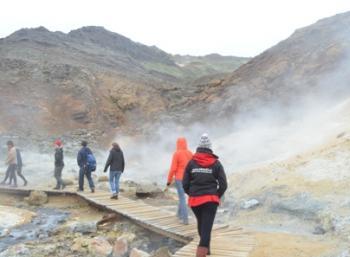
[
  {"left": 170, "top": 224, "right": 197, "bottom": 231},
  {"left": 120, "top": 207, "right": 158, "bottom": 213},
  {"left": 152, "top": 218, "right": 181, "bottom": 226},
  {"left": 116, "top": 205, "right": 157, "bottom": 211},
  {"left": 170, "top": 226, "right": 198, "bottom": 235},
  {"left": 136, "top": 214, "right": 174, "bottom": 221},
  {"left": 79, "top": 192, "right": 111, "bottom": 197},
  {"left": 105, "top": 201, "right": 141, "bottom": 207},
  {"left": 131, "top": 213, "right": 171, "bottom": 219},
  {"left": 159, "top": 223, "right": 189, "bottom": 231}
]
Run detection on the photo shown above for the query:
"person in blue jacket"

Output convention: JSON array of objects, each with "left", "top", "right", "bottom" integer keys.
[{"left": 77, "top": 141, "right": 95, "bottom": 193}]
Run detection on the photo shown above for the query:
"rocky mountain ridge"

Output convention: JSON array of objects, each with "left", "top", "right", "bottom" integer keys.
[{"left": 0, "top": 26, "right": 247, "bottom": 142}]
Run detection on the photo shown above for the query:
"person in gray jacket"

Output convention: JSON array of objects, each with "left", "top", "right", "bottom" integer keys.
[{"left": 103, "top": 142, "right": 125, "bottom": 199}]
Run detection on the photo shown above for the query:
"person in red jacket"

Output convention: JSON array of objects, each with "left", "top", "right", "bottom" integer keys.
[
  {"left": 183, "top": 133, "right": 227, "bottom": 257},
  {"left": 167, "top": 137, "right": 193, "bottom": 225}
]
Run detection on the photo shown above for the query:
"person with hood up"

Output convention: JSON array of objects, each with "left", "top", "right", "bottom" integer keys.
[
  {"left": 166, "top": 137, "right": 193, "bottom": 225},
  {"left": 183, "top": 133, "right": 227, "bottom": 257},
  {"left": 1, "top": 141, "right": 18, "bottom": 187},
  {"left": 77, "top": 141, "right": 95, "bottom": 193},
  {"left": 104, "top": 142, "right": 125, "bottom": 199},
  {"left": 53, "top": 139, "right": 65, "bottom": 190}
]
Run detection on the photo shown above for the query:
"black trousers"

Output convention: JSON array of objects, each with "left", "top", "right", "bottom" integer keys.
[
  {"left": 5, "top": 164, "right": 17, "bottom": 186},
  {"left": 54, "top": 166, "right": 64, "bottom": 188},
  {"left": 191, "top": 202, "right": 218, "bottom": 248},
  {"left": 2, "top": 166, "right": 10, "bottom": 183},
  {"left": 10, "top": 166, "right": 27, "bottom": 184}
]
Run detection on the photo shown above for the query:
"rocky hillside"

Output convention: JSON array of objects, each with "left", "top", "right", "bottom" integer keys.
[
  {"left": 0, "top": 26, "right": 246, "bottom": 142},
  {"left": 187, "top": 11, "right": 350, "bottom": 120}
]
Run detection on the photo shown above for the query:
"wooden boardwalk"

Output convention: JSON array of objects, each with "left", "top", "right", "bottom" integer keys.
[
  {"left": 0, "top": 185, "right": 256, "bottom": 256},
  {"left": 173, "top": 227, "right": 256, "bottom": 257}
]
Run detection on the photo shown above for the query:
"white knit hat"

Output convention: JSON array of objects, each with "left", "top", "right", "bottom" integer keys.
[{"left": 198, "top": 133, "right": 212, "bottom": 149}]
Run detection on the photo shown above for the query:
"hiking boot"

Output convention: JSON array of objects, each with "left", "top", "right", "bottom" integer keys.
[
  {"left": 23, "top": 181, "right": 27, "bottom": 186},
  {"left": 91, "top": 188, "right": 95, "bottom": 193},
  {"left": 110, "top": 193, "right": 118, "bottom": 199},
  {"left": 61, "top": 184, "right": 66, "bottom": 190},
  {"left": 53, "top": 186, "right": 60, "bottom": 190},
  {"left": 196, "top": 246, "right": 208, "bottom": 257},
  {"left": 77, "top": 188, "right": 84, "bottom": 192},
  {"left": 10, "top": 184, "right": 18, "bottom": 188}
]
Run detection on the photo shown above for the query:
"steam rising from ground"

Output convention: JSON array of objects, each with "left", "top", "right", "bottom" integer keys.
[
  {"left": 2, "top": 91, "right": 348, "bottom": 187},
  {"left": 0, "top": 95, "right": 349, "bottom": 188},
  {"left": 119, "top": 96, "right": 350, "bottom": 184}
]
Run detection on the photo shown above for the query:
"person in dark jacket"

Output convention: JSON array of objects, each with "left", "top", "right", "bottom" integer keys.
[
  {"left": 183, "top": 133, "right": 227, "bottom": 257},
  {"left": 104, "top": 142, "right": 125, "bottom": 199},
  {"left": 9, "top": 148, "right": 27, "bottom": 186},
  {"left": 77, "top": 141, "right": 95, "bottom": 193},
  {"left": 53, "top": 139, "right": 65, "bottom": 190}
]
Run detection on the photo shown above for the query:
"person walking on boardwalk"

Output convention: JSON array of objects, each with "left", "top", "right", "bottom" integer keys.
[
  {"left": 183, "top": 133, "right": 227, "bottom": 257},
  {"left": 166, "top": 137, "right": 193, "bottom": 225},
  {"left": 103, "top": 142, "right": 125, "bottom": 199},
  {"left": 77, "top": 140, "right": 95, "bottom": 193},
  {"left": 53, "top": 139, "right": 65, "bottom": 190},
  {"left": 1, "top": 141, "right": 18, "bottom": 187},
  {"left": 9, "top": 147, "right": 27, "bottom": 186}
]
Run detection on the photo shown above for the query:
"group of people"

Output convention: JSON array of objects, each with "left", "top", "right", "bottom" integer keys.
[
  {"left": 1, "top": 133, "right": 226, "bottom": 257},
  {"left": 1, "top": 139, "right": 125, "bottom": 200},
  {"left": 57, "top": 140, "right": 125, "bottom": 199}
]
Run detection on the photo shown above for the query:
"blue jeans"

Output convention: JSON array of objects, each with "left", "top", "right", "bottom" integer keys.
[
  {"left": 175, "top": 179, "right": 188, "bottom": 222},
  {"left": 79, "top": 167, "right": 95, "bottom": 190},
  {"left": 109, "top": 171, "right": 122, "bottom": 194}
]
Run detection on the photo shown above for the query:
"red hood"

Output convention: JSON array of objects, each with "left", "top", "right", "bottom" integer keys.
[{"left": 193, "top": 152, "right": 217, "bottom": 167}]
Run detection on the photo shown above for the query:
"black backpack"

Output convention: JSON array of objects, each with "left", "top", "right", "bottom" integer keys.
[{"left": 16, "top": 149, "right": 23, "bottom": 168}]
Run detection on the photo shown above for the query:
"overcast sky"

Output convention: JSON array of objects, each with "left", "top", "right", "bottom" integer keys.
[{"left": 1, "top": 0, "right": 349, "bottom": 57}]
